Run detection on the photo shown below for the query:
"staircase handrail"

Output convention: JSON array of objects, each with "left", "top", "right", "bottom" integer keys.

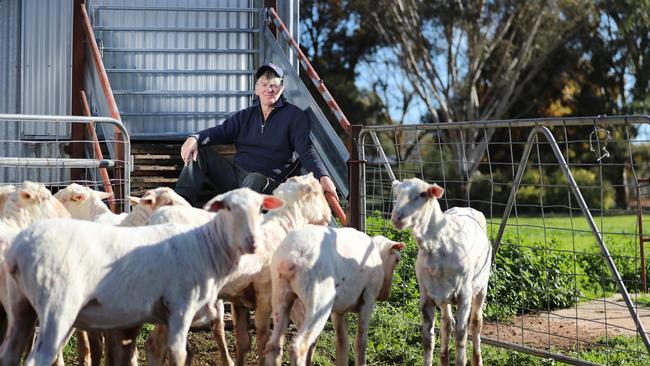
[
  {"left": 80, "top": 2, "right": 125, "bottom": 204},
  {"left": 266, "top": 7, "right": 352, "bottom": 136}
]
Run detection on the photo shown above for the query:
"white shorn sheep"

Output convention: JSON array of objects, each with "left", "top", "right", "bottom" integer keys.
[
  {"left": 264, "top": 226, "right": 405, "bottom": 366},
  {"left": 54, "top": 183, "right": 126, "bottom": 224},
  {"left": 145, "top": 173, "right": 332, "bottom": 366},
  {"left": 0, "top": 182, "right": 71, "bottom": 366},
  {"left": 390, "top": 178, "right": 491, "bottom": 366},
  {"left": 0, "top": 181, "right": 70, "bottom": 241},
  {"left": 120, "top": 187, "right": 192, "bottom": 227},
  {"left": 2, "top": 188, "right": 283, "bottom": 366},
  {"left": 0, "top": 185, "right": 16, "bottom": 216}
]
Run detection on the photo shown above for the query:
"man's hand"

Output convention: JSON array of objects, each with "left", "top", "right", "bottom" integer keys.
[
  {"left": 319, "top": 176, "right": 337, "bottom": 197},
  {"left": 181, "top": 136, "right": 199, "bottom": 166}
]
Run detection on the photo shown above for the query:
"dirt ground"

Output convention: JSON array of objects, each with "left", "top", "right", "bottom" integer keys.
[
  {"left": 160, "top": 295, "right": 650, "bottom": 365},
  {"left": 482, "top": 295, "right": 650, "bottom": 352}
]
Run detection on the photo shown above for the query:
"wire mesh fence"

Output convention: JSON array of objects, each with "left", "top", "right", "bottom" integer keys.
[
  {"left": 0, "top": 114, "right": 130, "bottom": 212},
  {"left": 358, "top": 115, "right": 650, "bottom": 365}
]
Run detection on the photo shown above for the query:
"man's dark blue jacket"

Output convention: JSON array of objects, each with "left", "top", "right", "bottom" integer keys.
[{"left": 194, "top": 95, "right": 328, "bottom": 182}]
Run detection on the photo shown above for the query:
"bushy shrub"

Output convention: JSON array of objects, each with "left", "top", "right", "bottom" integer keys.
[
  {"left": 576, "top": 242, "right": 646, "bottom": 295},
  {"left": 486, "top": 235, "right": 581, "bottom": 321}
]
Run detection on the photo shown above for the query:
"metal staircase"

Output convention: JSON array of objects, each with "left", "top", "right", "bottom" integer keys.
[
  {"left": 85, "top": 0, "right": 349, "bottom": 203},
  {"left": 88, "top": 1, "right": 262, "bottom": 140}
]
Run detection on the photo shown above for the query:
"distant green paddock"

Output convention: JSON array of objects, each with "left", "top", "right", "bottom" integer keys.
[{"left": 488, "top": 214, "right": 641, "bottom": 254}]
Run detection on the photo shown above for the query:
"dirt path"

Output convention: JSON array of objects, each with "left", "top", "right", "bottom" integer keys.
[{"left": 482, "top": 295, "right": 650, "bottom": 351}]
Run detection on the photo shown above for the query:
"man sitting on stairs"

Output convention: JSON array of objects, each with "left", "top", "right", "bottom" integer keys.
[{"left": 175, "top": 62, "right": 337, "bottom": 206}]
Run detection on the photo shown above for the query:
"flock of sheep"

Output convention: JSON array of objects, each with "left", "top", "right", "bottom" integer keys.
[{"left": 0, "top": 174, "right": 491, "bottom": 366}]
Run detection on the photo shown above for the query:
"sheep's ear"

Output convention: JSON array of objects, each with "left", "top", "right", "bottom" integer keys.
[
  {"left": 159, "top": 196, "right": 173, "bottom": 206},
  {"left": 128, "top": 196, "right": 140, "bottom": 206},
  {"left": 140, "top": 196, "right": 156, "bottom": 207},
  {"left": 262, "top": 195, "right": 284, "bottom": 211},
  {"left": 95, "top": 190, "right": 113, "bottom": 200},
  {"left": 426, "top": 184, "right": 444, "bottom": 199},
  {"left": 71, "top": 192, "right": 88, "bottom": 202},
  {"left": 205, "top": 199, "right": 225, "bottom": 212},
  {"left": 392, "top": 242, "right": 405, "bottom": 252},
  {"left": 391, "top": 180, "right": 401, "bottom": 192},
  {"left": 20, "top": 191, "right": 34, "bottom": 201}
]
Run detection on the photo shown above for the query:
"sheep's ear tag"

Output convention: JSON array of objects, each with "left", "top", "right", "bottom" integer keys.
[
  {"left": 427, "top": 184, "right": 444, "bottom": 199},
  {"left": 392, "top": 242, "right": 406, "bottom": 251},
  {"left": 262, "top": 196, "right": 284, "bottom": 210}
]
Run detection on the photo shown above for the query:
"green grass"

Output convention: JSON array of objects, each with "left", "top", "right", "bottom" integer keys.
[{"left": 488, "top": 214, "right": 640, "bottom": 253}]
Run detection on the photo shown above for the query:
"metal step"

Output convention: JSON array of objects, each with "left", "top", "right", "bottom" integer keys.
[
  {"left": 100, "top": 50, "right": 256, "bottom": 70},
  {"left": 102, "top": 47, "right": 258, "bottom": 54},
  {"left": 107, "top": 69, "right": 254, "bottom": 75},
  {"left": 108, "top": 74, "right": 253, "bottom": 93},
  {"left": 93, "top": 5, "right": 259, "bottom": 12},
  {"left": 114, "top": 93, "right": 250, "bottom": 112}
]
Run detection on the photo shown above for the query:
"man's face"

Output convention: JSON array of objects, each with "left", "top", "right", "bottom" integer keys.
[{"left": 255, "top": 76, "right": 284, "bottom": 107}]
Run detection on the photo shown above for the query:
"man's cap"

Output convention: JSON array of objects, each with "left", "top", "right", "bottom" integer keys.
[{"left": 256, "top": 62, "right": 284, "bottom": 80}]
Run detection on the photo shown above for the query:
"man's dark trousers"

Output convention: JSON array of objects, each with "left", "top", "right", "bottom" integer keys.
[{"left": 175, "top": 145, "right": 279, "bottom": 207}]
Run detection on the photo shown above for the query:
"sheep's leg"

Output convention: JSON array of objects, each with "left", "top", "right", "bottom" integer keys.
[
  {"left": 232, "top": 304, "right": 251, "bottom": 366},
  {"left": 305, "top": 343, "right": 316, "bottom": 366},
  {"left": 331, "top": 312, "right": 348, "bottom": 366},
  {"left": 0, "top": 293, "right": 37, "bottom": 365},
  {"left": 24, "top": 311, "right": 75, "bottom": 366},
  {"left": 454, "top": 295, "right": 472, "bottom": 366},
  {"left": 421, "top": 299, "right": 436, "bottom": 366},
  {"left": 166, "top": 310, "right": 195, "bottom": 366},
  {"left": 291, "top": 296, "right": 333, "bottom": 366},
  {"left": 106, "top": 327, "right": 140, "bottom": 366},
  {"left": 87, "top": 331, "right": 104, "bottom": 366},
  {"left": 76, "top": 330, "right": 92, "bottom": 365},
  {"left": 439, "top": 304, "right": 453, "bottom": 365},
  {"left": 55, "top": 329, "right": 76, "bottom": 366},
  {"left": 253, "top": 297, "right": 272, "bottom": 366},
  {"left": 289, "top": 302, "right": 315, "bottom": 366},
  {"left": 355, "top": 296, "right": 376, "bottom": 366},
  {"left": 264, "top": 280, "right": 295, "bottom": 366},
  {"left": 0, "top": 306, "right": 7, "bottom": 345},
  {"left": 210, "top": 300, "right": 235, "bottom": 366},
  {"left": 145, "top": 325, "right": 168, "bottom": 366},
  {"left": 470, "top": 291, "right": 487, "bottom": 366}
]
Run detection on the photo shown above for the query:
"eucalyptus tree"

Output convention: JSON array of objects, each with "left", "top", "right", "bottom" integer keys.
[{"left": 369, "top": 0, "right": 595, "bottom": 193}]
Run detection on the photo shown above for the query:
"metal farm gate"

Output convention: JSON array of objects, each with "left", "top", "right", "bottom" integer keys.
[
  {"left": 356, "top": 115, "right": 650, "bottom": 365},
  {"left": 0, "top": 114, "right": 130, "bottom": 212}
]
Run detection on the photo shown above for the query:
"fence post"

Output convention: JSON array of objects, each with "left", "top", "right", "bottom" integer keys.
[{"left": 347, "top": 125, "right": 364, "bottom": 231}]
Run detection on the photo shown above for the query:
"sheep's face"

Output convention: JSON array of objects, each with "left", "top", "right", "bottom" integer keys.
[
  {"left": 54, "top": 183, "right": 111, "bottom": 219},
  {"left": 204, "top": 188, "right": 284, "bottom": 254},
  {"left": 272, "top": 173, "right": 331, "bottom": 225},
  {"left": 390, "top": 178, "right": 444, "bottom": 230},
  {"left": 136, "top": 187, "right": 191, "bottom": 217},
  {"left": 6, "top": 181, "right": 70, "bottom": 222},
  {"left": 373, "top": 235, "right": 406, "bottom": 301}
]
